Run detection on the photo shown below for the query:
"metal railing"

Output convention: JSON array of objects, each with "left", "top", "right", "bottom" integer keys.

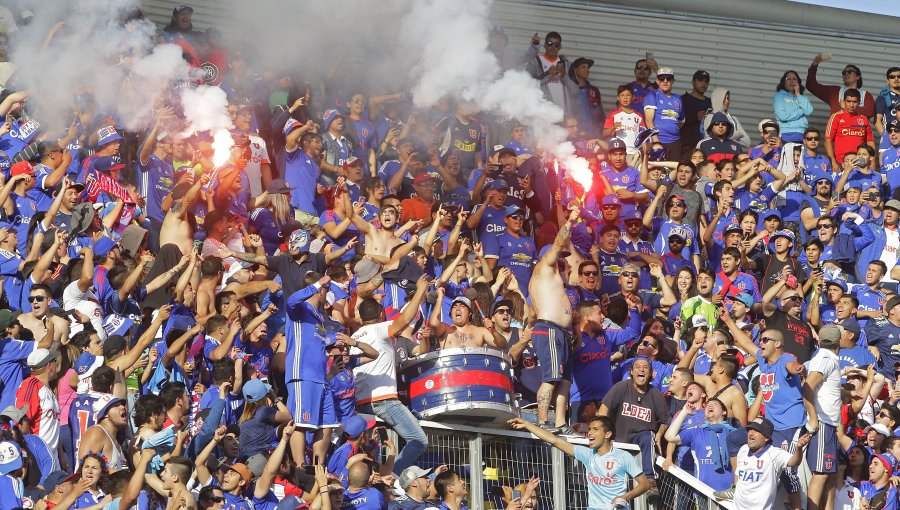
[{"left": 654, "top": 457, "right": 736, "bottom": 510}]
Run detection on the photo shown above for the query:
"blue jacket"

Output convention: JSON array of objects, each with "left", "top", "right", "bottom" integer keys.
[
  {"left": 853, "top": 220, "right": 887, "bottom": 283},
  {"left": 773, "top": 90, "right": 813, "bottom": 135}
]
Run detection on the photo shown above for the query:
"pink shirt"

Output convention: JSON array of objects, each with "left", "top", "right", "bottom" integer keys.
[{"left": 57, "top": 368, "right": 77, "bottom": 426}]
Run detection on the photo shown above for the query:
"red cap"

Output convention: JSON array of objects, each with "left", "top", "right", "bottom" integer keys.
[
  {"left": 10, "top": 161, "right": 33, "bottom": 177},
  {"left": 413, "top": 173, "right": 436, "bottom": 185},
  {"left": 343, "top": 156, "right": 361, "bottom": 169}
]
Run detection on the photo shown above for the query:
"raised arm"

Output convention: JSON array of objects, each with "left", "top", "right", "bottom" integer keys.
[
  {"left": 388, "top": 276, "right": 430, "bottom": 337},
  {"left": 508, "top": 417, "right": 574, "bottom": 456}
]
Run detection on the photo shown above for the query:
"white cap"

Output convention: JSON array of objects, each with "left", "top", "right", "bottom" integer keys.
[
  {"left": 26, "top": 348, "right": 58, "bottom": 369},
  {"left": 657, "top": 67, "right": 674, "bottom": 77}
]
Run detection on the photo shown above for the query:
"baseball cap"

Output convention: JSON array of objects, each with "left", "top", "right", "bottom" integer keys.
[
  {"left": 608, "top": 137, "right": 627, "bottom": 152},
  {"left": 887, "top": 295, "right": 900, "bottom": 313},
  {"left": 451, "top": 296, "right": 472, "bottom": 311},
  {"left": 246, "top": 453, "right": 268, "bottom": 479},
  {"left": 26, "top": 348, "right": 59, "bottom": 369},
  {"left": 732, "top": 292, "right": 755, "bottom": 309},
  {"left": 93, "top": 236, "right": 118, "bottom": 258},
  {"left": 242, "top": 379, "right": 272, "bottom": 403},
  {"left": 601, "top": 194, "right": 622, "bottom": 207},
  {"left": 758, "top": 119, "right": 779, "bottom": 132},
  {"left": 343, "top": 415, "right": 376, "bottom": 439},
  {"left": 622, "top": 210, "right": 642, "bottom": 222},
  {"left": 875, "top": 452, "right": 898, "bottom": 476},
  {"left": 693, "top": 70, "right": 710, "bottom": 81},
  {"left": 483, "top": 179, "right": 506, "bottom": 190},
  {"left": 103, "top": 335, "right": 127, "bottom": 358},
  {"left": 724, "top": 224, "right": 743, "bottom": 236},
  {"left": 770, "top": 229, "right": 795, "bottom": 244},
  {"left": 398, "top": 465, "right": 435, "bottom": 489},
  {"left": 413, "top": 173, "right": 436, "bottom": 186},
  {"left": 322, "top": 109, "right": 343, "bottom": 130},
  {"left": 0, "top": 405, "right": 26, "bottom": 423},
  {"left": 0, "top": 441, "right": 22, "bottom": 475},
  {"left": 343, "top": 156, "right": 362, "bottom": 169},
  {"left": 633, "top": 127, "right": 659, "bottom": 149},
  {"left": 668, "top": 232, "right": 686, "bottom": 242},
  {"left": 93, "top": 395, "right": 126, "bottom": 422},
  {"left": 92, "top": 156, "right": 125, "bottom": 174},
  {"left": 841, "top": 318, "right": 862, "bottom": 339},
  {"left": 173, "top": 4, "right": 193, "bottom": 14},
  {"left": 818, "top": 324, "right": 842, "bottom": 345},
  {"left": 866, "top": 423, "right": 891, "bottom": 437},
  {"left": 746, "top": 417, "right": 775, "bottom": 439},
  {"left": 504, "top": 205, "right": 524, "bottom": 217},
  {"left": 283, "top": 118, "right": 303, "bottom": 137},
  {"left": 74, "top": 352, "right": 104, "bottom": 380},
  {"left": 888, "top": 119, "right": 900, "bottom": 131},
  {"left": 571, "top": 57, "right": 594, "bottom": 69},
  {"left": 493, "top": 146, "right": 516, "bottom": 159},
  {"left": 266, "top": 178, "right": 294, "bottom": 195},
  {"left": 825, "top": 279, "right": 848, "bottom": 293},
  {"left": 690, "top": 315, "right": 708, "bottom": 329},
  {"left": 885, "top": 199, "right": 900, "bottom": 212},
  {"left": 354, "top": 259, "right": 380, "bottom": 284},
  {"left": 223, "top": 463, "right": 252, "bottom": 485},
  {"left": 492, "top": 299, "right": 514, "bottom": 315},
  {"left": 95, "top": 126, "right": 123, "bottom": 147},
  {"left": 763, "top": 210, "right": 782, "bottom": 221},
  {"left": 9, "top": 161, "right": 33, "bottom": 177},
  {"left": 657, "top": 67, "right": 675, "bottom": 78}
]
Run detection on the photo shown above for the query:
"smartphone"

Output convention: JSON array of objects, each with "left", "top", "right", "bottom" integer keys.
[
  {"left": 820, "top": 52, "right": 832, "bottom": 61},
  {"left": 376, "top": 427, "right": 388, "bottom": 442},
  {"left": 646, "top": 50, "right": 653, "bottom": 61},
  {"left": 512, "top": 490, "right": 522, "bottom": 501}
]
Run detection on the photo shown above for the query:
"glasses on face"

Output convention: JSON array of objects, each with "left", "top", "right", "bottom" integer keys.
[
  {"left": 28, "top": 295, "right": 46, "bottom": 303},
  {"left": 842, "top": 69, "right": 859, "bottom": 76},
  {"left": 658, "top": 75, "right": 674, "bottom": 82},
  {"left": 669, "top": 238, "right": 686, "bottom": 245},
  {"left": 640, "top": 340, "right": 657, "bottom": 348},
  {"left": 508, "top": 214, "right": 524, "bottom": 220},
  {"left": 736, "top": 158, "right": 750, "bottom": 164},
  {"left": 625, "top": 221, "right": 642, "bottom": 228},
  {"left": 879, "top": 411, "right": 891, "bottom": 419},
  {"left": 805, "top": 136, "right": 820, "bottom": 141},
  {"left": 621, "top": 271, "right": 639, "bottom": 278},
  {"left": 890, "top": 128, "right": 900, "bottom": 133},
  {"left": 712, "top": 122, "right": 728, "bottom": 127},
  {"left": 671, "top": 201, "right": 686, "bottom": 207},
  {"left": 494, "top": 308, "right": 511, "bottom": 315},
  {"left": 545, "top": 41, "right": 561, "bottom": 48},
  {"left": 890, "top": 74, "right": 900, "bottom": 80},
  {"left": 205, "top": 496, "right": 226, "bottom": 503},
  {"left": 782, "top": 295, "right": 803, "bottom": 302},
  {"left": 759, "top": 336, "right": 777, "bottom": 344},
  {"left": 635, "top": 65, "right": 651, "bottom": 71},
  {"left": 818, "top": 223, "right": 834, "bottom": 229},
  {"left": 581, "top": 270, "right": 599, "bottom": 277},
  {"left": 601, "top": 205, "right": 618, "bottom": 211}
]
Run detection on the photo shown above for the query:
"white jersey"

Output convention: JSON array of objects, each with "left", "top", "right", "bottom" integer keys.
[
  {"left": 245, "top": 134, "right": 271, "bottom": 197},
  {"left": 62, "top": 281, "right": 107, "bottom": 341},
  {"left": 539, "top": 55, "right": 566, "bottom": 109},
  {"left": 881, "top": 226, "right": 900, "bottom": 283},
  {"left": 834, "top": 477, "right": 862, "bottom": 510},
  {"left": 806, "top": 348, "right": 842, "bottom": 426},
  {"left": 734, "top": 444, "right": 791, "bottom": 510},
  {"left": 351, "top": 322, "right": 399, "bottom": 405}
]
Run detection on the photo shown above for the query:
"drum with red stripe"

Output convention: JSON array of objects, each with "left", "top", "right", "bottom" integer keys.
[{"left": 400, "top": 347, "right": 518, "bottom": 424}]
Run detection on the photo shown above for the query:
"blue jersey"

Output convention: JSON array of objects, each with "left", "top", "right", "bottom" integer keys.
[
  {"left": 27, "top": 163, "right": 56, "bottom": 211},
  {"left": 0, "top": 337, "right": 33, "bottom": 409},
  {"left": 733, "top": 186, "right": 777, "bottom": 215},
  {"left": 0, "top": 249, "right": 23, "bottom": 314},
  {"left": 70, "top": 392, "right": 102, "bottom": 458},
  {"left": 483, "top": 232, "right": 536, "bottom": 296},
  {"left": 343, "top": 487, "right": 386, "bottom": 510},
  {"left": 0, "top": 474, "right": 24, "bottom": 509},
  {"left": 8, "top": 193, "right": 37, "bottom": 254},
  {"left": 505, "top": 140, "right": 533, "bottom": 156},
  {"left": 327, "top": 441, "right": 357, "bottom": 488},
  {"left": 569, "top": 324, "right": 638, "bottom": 402},
  {"left": 748, "top": 144, "right": 781, "bottom": 166},
  {"left": 644, "top": 90, "right": 684, "bottom": 144},
  {"left": 600, "top": 165, "right": 645, "bottom": 217},
  {"left": 285, "top": 284, "right": 328, "bottom": 383},
  {"left": 573, "top": 445, "right": 642, "bottom": 510},
  {"left": 596, "top": 250, "right": 630, "bottom": 297},
  {"left": 378, "top": 160, "right": 414, "bottom": 198},
  {"left": 877, "top": 91, "right": 900, "bottom": 150},
  {"left": 713, "top": 272, "right": 762, "bottom": 302},
  {"left": 661, "top": 253, "right": 692, "bottom": 277},
  {"left": 472, "top": 204, "right": 507, "bottom": 241},
  {"left": 652, "top": 220, "right": 698, "bottom": 260},
  {"left": 882, "top": 145, "right": 900, "bottom": 193},
  {"left": 838, "top": 346, "right": 877, "bottom": 371},
  {"left": 856, "top": 287, "right": 887, "bottom": 328},
  {"left": 244, "top": 340, "right": 275, "bottom": 377},
  {"left": 137, "top": 154, "right": 174, "bottom": 223},
  {"left": 679, "top": 425, "right": 735, "bottom": 491},
  {"left": 757, "top": 351, "right": 805, "bottom": 430},
  {"left": 674, "top": 408, "right": 706, "bottom": 468},
  {"left": 198, "top": 385, "right": 245, "bottom": 426},
  {"left": 857, "top": 482, "right": 898, "bottom": 510},
  {"left": 846, "top": 168, "right": 883, "bottom": 193},
  {"left": 709, "top": 209, "right": 738, "bottom": 247},
  {"left": 284, "top": 147, "right": 320, "bottom": 215},
  {"left": 803, "top": 153, "right": 832, "bottom": 177},
  {"left": 618, "top": 237, "right": 654, "bottom": 289},
  {"left": 0, "top": 117, "right": 40, "bottom": 163}
]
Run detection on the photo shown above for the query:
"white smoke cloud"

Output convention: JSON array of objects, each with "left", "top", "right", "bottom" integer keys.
[{"left": 179, "top": 85, "right": 233, "bottom": 135}]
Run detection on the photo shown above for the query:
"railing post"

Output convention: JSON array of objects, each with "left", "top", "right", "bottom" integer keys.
[
  {"left": 551, "top": 447, "right": 566, "bottom": 510},
  {"left": 469, "top": 433, "right": 484, "bottom": 510}
]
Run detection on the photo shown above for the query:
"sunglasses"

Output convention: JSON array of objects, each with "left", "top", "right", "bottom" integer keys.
[
  {"left": 601, "top": 205, "right": 619, "bottom": 210},
  {"left": 545, "top": 41, "right": 561, "bottom": 48},
  {"left": 712, "top": 122, "right": 728, "bottom": 127},
  {"left": 204, "top": 496, "right": 226, "bottom": 503},
  {"left": 670, "top": 201, "right": 686, "bottom": 207},
  {"left": 508, "top": 214, "right": 524, "bottom": 220},
  {"left": 640, "top": 340, "right": 657, "bottom": 348},
  {"left": 879, "top": 411, "right": 891, "bottom": 419},
  {"left": 818, "top": 224, "right": 834, "bottom": 229},
  {"left": 760, "top": 336, "right": 777, "bottom": 344},
  {"left": 581, "top": 270, "right": 599, "bottom": 276},
  {"left": 890, "top": 74, "right": 900, "bottom": 80},
  {"left": 890, "top": 128, "right": 900, "bottom": 133},
  {"left": 805, "top": 136, "right": 820, "bottom": 141},
  {"left": 635, "top": 65, "right": 651, "bottom": 71},
  {"left": 842, "top": 69, "right": 859, "bottom": 76},
  {"left": 625, "top": 221, "right": 642, "bottom": 228},
  {"left": 621, "top": 271, "right": 639, "bottom": 278},
  {"left": 28, "top": 295, "right": 46, "bottom": 303},
  {"left": 782, "top": 295, "right": 803, "bottom": 302},
  {"left": 494, "top": 308, "right": 511, "bottom": 315},
  {"left": 658, "top": 75, "right": 674, "bottom": 82},
  {"left": 669, "top": 238, "right": 686, "bottom": 244}
]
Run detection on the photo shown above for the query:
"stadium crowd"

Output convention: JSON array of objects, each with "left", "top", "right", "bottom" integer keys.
[{"left": 0, "top": 2, "right": 900, "bottom": 510}]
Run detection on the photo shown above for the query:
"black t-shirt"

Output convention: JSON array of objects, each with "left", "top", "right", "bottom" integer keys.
[
  {"left": 266, "top": 252, "right": 327, "bottom": 297},
  {"left": 680, "top": 93, "right": 712, "bottom": 145},
  {"left": 764, "top": 308, "right": 814, "bottom": 363},
  {"left": 505, "top": 328, "right": 541, "bottom": 404},
  {"left": 752, "top": 253, "right": 803, "bottom": 294},
  {"left": 601, "top": 380, "right": 670, "bottom": 442}
]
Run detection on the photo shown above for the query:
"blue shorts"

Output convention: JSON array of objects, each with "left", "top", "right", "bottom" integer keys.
[
  {"left": 287, "top": 380, "right": 338, "bottom": 429},
  {"left": 531, "top": 320, "right": 571, "bottom": 383},
  {"left": 806, "top": 423, "right": 838, "bottom": 474}
]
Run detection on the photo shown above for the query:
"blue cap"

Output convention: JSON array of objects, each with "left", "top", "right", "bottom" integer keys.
[
  {"left": 770, "top": 229, "right": 794, "bottom": 244},
  {"left": 825, "top": 279, "right": 848, "bottom": 293},
  {"left": 93, "top": 236, "right": 117, "bottom": 258},
  {"left": 841, "top": 317, "right": 862, "bottom": 337},
  {"left": 484, "top": 179, "right": 506, "bottom": 190},
  {"left": 633, "top": 127, "right": 659, "bottom": 149},
  {"left": 283, "top": 118, "right": 303, "bottom": 137},
  {"left": 0, "top": 441, "right": 22, "bottom": 475},
  {"left": 95, "top": 126, "right": 122, "bottom": 147},
  {"left": 322, "top": 108, "right": 343, "bottom": 130},
  {"left": 732, "top": 292, "right": 755, "bottom": 308},
  {"left": 504, "top": 205, "right": 524, "bottom": 217},
  {"left": 608, "top": 137, "right": 627, "bottom": 152},
  {"left": 74, "top": 352, "right": 101, "bottom": 376},
  {"left": 622, "top": 210, "right": 642, "bottom": 222},
  {"left": 601, "top": 194, "right": 621, "bottom": 207},
  {"left": 92, "top": 156, "right": 125, "bottom": 174},
  {"left": 242, "top": 379, "right": 273, "bottom": 403},
  {"left": 343, "top": 415, "right": 376, "bottom": 439},
  {"left": 325, "top": 331, "right": 340, "bottom": 348},
  {"left": 763, "top": 209, "right": 782, "bottom": 221}
]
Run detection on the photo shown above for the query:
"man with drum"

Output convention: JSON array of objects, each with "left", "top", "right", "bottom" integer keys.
[
  {"left": 429, "top": 290, "right": 506, "bottom": 349},
  {"left": 528, "top": 206, "right": 580, "bottom": 434}
]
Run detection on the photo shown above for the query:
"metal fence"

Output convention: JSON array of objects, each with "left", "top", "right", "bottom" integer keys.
[{"left": 408, "top": 419, "right": 735, "bottom": 510}]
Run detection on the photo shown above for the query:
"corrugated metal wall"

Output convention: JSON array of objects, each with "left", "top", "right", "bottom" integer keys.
[{"left": 142, "top": 0, "right": 900, "bottom": 139}]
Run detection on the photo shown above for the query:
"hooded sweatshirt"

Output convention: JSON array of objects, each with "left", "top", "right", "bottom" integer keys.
[
  {"left": 700, "top": 88, "right": 751, "bottom": 150},
  {"left": 697, "top": 112, "right": 741, "bottom": 163}
]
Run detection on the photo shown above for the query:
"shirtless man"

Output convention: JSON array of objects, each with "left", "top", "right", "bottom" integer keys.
[
  {"left": 429, "top": 288, "right": 504, "bottom": 349},
  {"left": 19, "top": 283, "right": 70, "bottom": 344},
  {"left": 78, "top": 395, "right": 130, "bottom": 471},
  {"left": 160, "top": 171, "right": 210, "bottom": 256},
  {"left": 528, "top": 207, "right": 579, "bottom": 431},
  {"left": 194, "top": 256, "right": 223, "bottom": 319},
  {"left": 349, "top": 203, "right": 406, "bottom": 263}
]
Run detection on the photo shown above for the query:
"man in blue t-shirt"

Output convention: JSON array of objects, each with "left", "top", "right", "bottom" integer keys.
[
  {"left": 282, "top": 119, "right": 322, "bottom": 223},
  {"left": 135, "top": 112, "right": 175, "bottom": 252},
  {"left": 510, "top": 415, "right": 650, "bottom": 509},
  {"left": 483, "top": 205, "right": 536, "bottom": 296},
  {"left": 644, "top": 67, "right": 685, "bottom": 162},
  {"left": 880, "top": 119, "right": 900, "bottom": 195}
]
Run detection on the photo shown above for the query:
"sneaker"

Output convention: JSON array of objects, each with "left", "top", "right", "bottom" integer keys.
[
  {"left": 713, "top": 488, "right": 735, "bottom": 501},
  {"left": 556, "top": 425, "right": 581, "bottom": 437},
  {"left": 538, "top": 421, "right": 559, "bottom": 433}
]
